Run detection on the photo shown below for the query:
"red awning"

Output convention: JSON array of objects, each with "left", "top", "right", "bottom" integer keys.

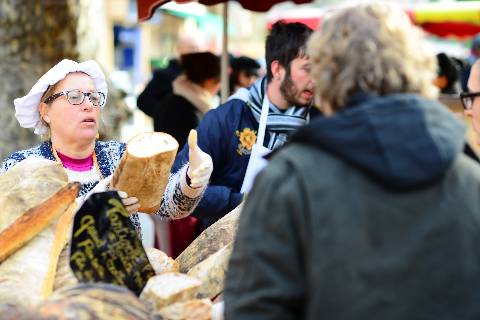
[
  {"left": 138, "top": 0, "right": 183, "bottom": 21},
  {"left": 137, "top": 0, "right": 314, "bottom": 21},
  {"left": 421, "top": 21, "right": 480, "bottom": 38},
  {"left": 266, "top": 2, "right": 480, "bottom": 39},
  {"left": 266, "top": 17, "right": 321, "bottom": 30}
]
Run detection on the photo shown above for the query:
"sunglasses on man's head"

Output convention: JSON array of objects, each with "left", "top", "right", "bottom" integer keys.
[
  {"left": 460, "top": 91, "right": 480, "bottom": 110},
  {"left": 43, "top": 89, "right": 105, "bottom": 108}
]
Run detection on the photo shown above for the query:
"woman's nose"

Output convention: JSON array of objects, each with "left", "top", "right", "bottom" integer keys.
[{"left": 80, "top": 97, "right": 94, "bottom": 110}]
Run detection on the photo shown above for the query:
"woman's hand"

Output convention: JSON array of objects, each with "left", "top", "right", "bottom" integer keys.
[
  {"left": 117, "top": 191, "right": 140, "bottom": 215},
  {"left": 187, "top": 129, "right": 213, "bottom": 188}
]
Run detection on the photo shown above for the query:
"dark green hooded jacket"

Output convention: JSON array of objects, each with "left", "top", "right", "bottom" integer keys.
[{"left": 225, "top": 94, "right": 480, "bottom": 320}]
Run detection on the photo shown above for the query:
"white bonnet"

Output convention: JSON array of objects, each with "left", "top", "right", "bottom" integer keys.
[{"left": 14, "top": 59, "right": 108, "bottom": 135}]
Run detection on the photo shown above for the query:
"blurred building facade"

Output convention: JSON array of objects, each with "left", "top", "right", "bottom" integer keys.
[{"left": 108, "top": 0, "right": 267, "bottom": 138}]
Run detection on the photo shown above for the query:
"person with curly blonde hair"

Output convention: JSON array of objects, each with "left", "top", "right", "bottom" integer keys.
[
  {"left": 225, "top": 3, "right": 480, "bottom": 320},
  {"left": 309, "top": 2, "right": 438, "bottom": 113}
]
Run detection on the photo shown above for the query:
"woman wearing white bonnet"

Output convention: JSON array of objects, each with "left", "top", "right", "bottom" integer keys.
[{"left": 0, "top": 59, "right": 213, "bottom": 235}]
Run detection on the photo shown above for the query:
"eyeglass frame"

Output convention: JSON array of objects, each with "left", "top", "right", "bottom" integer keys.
[
  {"left": 43, "top": 89, "right": 106, "bottom": 108},
  {"left": 460, "top": 91, "right": 480, "bottom": 110}
]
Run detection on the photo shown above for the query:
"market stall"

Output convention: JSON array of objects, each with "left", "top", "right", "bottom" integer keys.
[{"left": 0, "top": 158, "right": 243, "bottom": 319}]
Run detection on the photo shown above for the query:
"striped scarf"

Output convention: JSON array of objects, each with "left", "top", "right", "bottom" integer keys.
[{"left": 230, "top": 76, "right": 311, "bottom": 150}]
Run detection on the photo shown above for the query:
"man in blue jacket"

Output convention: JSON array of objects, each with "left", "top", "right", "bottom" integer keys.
[{"left": 172, "top": 21, "right": 315, "bottom": 230}]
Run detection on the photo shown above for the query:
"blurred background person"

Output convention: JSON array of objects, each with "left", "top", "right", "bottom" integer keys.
[
  {"left": 154, "top": 51, "right": 220, "bottom": 257},
  {"left": 229, "top": 55, "right": 261, "bottom": 95},
  {"left": 434, "top": 52, "right": 461, "bottom": 95},
  {"left": 225, "top": 3, "right": 480, "bottom": 320},
  {"left": 154, "top": 52, "right": 221, "bottom": 147},
  {"left": 461, "top": 59, "right": 480, "bottom": 162},
  {"left": 461, "top": 33, "right": 480, "bottom": 92},
  {"left": 137, "top": 34, "right": 203, "bottom": 122},
  {"left": 463, "top": 59, "right": 480, "bottom": 146}
]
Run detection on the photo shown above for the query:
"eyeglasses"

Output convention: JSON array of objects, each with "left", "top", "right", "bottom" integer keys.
[
  {"left": 460, "top": 91, "right": 480, "bottom": 110},
  {"left": 43, "top": 89, "right": 106, "bottom": 108}
]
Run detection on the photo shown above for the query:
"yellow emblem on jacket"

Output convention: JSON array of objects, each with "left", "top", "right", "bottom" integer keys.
[{"left": 235, "top": 127, "right": 257, "bottom": 156}]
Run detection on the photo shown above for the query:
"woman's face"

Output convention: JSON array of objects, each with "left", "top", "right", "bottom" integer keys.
[{"left": 40, "top": 72, "right": 101, "bottom": 144}]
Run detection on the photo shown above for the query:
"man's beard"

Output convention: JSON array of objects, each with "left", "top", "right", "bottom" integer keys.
[{"left": 280, "top": 68, "right": 306, "bottom": 107}]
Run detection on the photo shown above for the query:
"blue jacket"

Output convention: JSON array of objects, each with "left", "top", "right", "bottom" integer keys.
[{"left": 172, "top": 98, "right": 267, "bottom": 228}]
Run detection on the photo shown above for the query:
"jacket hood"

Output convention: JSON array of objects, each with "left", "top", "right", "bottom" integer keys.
[{"left": 291, "top": 94, "right": 466, "bottom": 189}]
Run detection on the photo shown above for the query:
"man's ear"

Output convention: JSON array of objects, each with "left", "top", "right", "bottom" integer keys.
[
  {"left": 38, "top": 102, "right": 50, "bottom": 123},
  {"left": 270, "top": 60, "right": 284, "bottom": 81}
]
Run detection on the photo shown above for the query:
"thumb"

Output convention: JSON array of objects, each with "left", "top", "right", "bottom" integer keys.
[{"left": 188, "top": 129, "right": 198, "bottom": 151}]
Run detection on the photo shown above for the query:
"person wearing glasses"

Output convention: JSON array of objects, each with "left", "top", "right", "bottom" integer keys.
[
  {"left": 0, "top": 59, "right": 213, "bottom": 236},
  {"left": 462, "top": 59, "right": 480, "bottom": 147}
]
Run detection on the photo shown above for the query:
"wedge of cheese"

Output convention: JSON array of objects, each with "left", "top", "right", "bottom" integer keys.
[
  {"left": 146, "top": 247, "right": 180, "bottom": 275},
  {"left": 38, "top": 283, "right": 150, "bottom": 319},
  {"left": 140, "top": 272, "right": 201, "bottom": 312},
  {"left": 154, "top": 299, "right": 212, "bottom": 320},
  {"left": 111, "top": 132, "right": 179, "bottom": 213},
  {"left": 176, "top": 204, "right": 241, "bottom": 273},
  {"left": 187, "top": 243, "right": 232, "bottom": 300}
]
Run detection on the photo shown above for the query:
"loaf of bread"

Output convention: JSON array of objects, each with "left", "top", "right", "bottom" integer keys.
[
  {"left": 0, "top": 182, "right": 79, "bottom": 263},
  {"left": 38, "top": 283, "right": 150, "bottom": 320},
  {"left": 145, "top": 247, "right": 180, "bottom": 275},
  {"left": 0, "top": 304, "right": 38, "bottom": 320},
  {"left": 154, "top": 299, "right": 212, "bottom": 320},
  {"left": 1, "top": 283, "right": 150, "bottom": 319},
  {"left": 48, "top": 202, "right": 78, "bottom": 297},
  {"left": 187, "top": 243, "right": 232, "bottom": 300},
  {"left": 0, "top": 210, "right": 75, "bottom": 306},
  {"left": 140, "top": 272, "right": 201, "bottom": 312},
  {"left": 53, "top": 244, "right": 79, "bottom": 292},
  {"left": 176, "top": 204, "right": 241, "bottom": 273},
  {"left": 0, "top": 158, "right": 68, "bottom": 230},
  {"left": 0, "top": 159, "right": 77, "bottom": 306},
  {"left": 111, "top": 132, "right": 179, "bottom": 213}
]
